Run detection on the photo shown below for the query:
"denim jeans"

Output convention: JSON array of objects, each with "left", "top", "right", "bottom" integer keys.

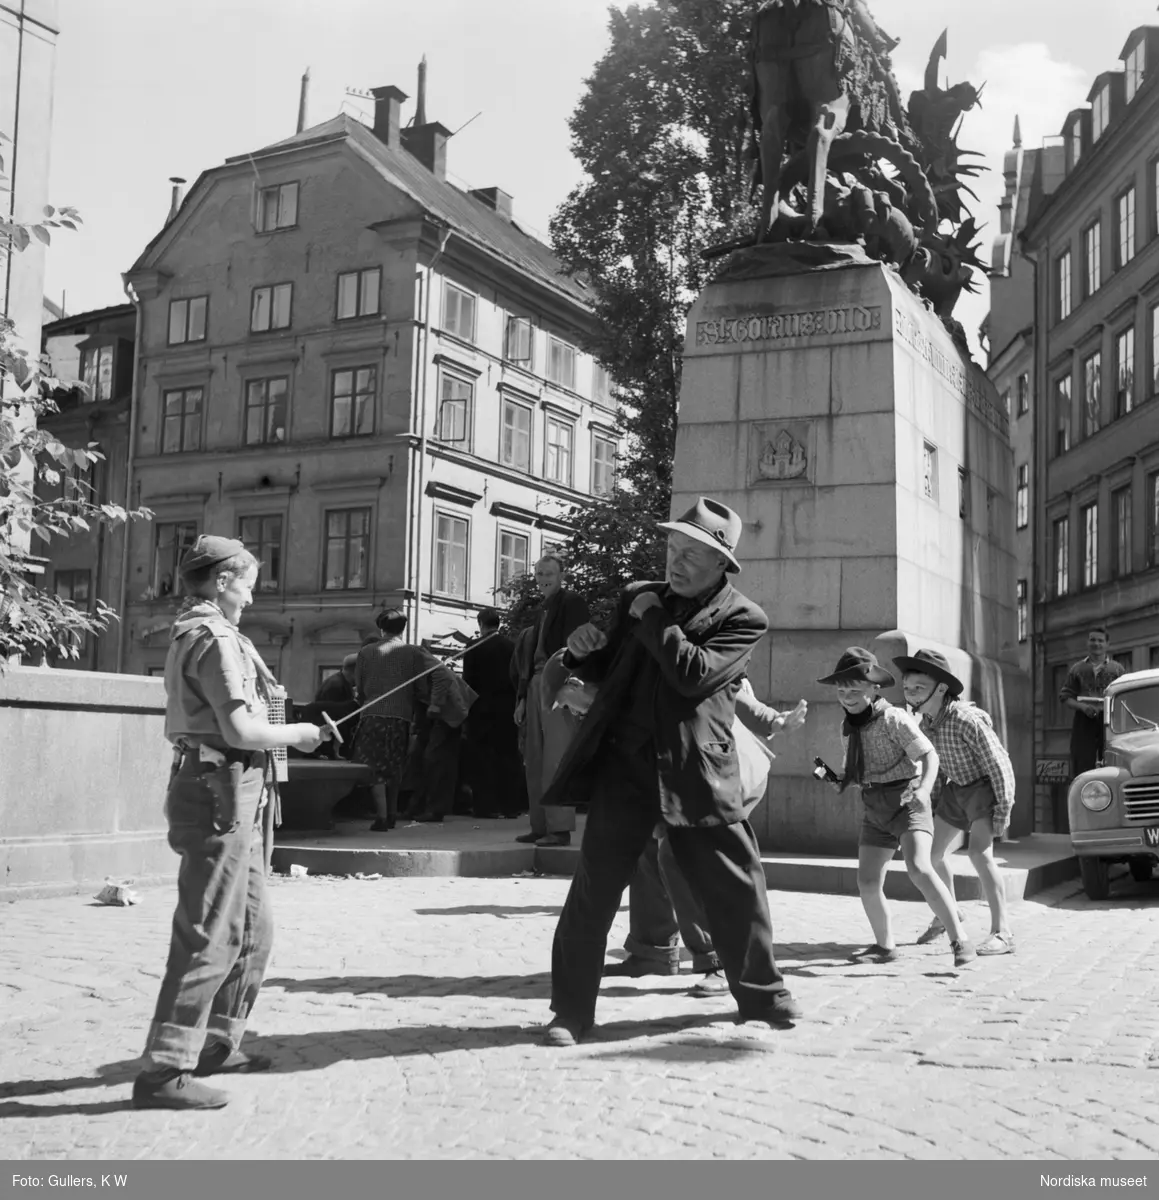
[
  {"left": 624, "top": 833, "right": 721, "bottom": 973},
  {"left": 143, "top": 758, "right": 273, "bottom": 1072},
  {"left": 551, "top": 740, "right": 789, "bottom": 1028}
]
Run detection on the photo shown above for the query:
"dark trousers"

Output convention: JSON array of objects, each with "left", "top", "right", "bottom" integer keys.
[
  {"left": 625, "top": 834, "right": 720, "bottom": 972},
  {"left": 550, "top": 741, "right": 788, "bottom": 1028},
  {"left": 1071, "top": 714, "right": 1105, "bottom": 777},
  {"left": 466, "top": 713, "right": 526, "bottom": 817},
  {"left": 418, "top": 719, "right": 463, "bottom": 818}
]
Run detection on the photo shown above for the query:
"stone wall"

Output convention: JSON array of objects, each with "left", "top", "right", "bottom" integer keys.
[{"left": 0, "top": 667, "right": 173, "bottom": 900}]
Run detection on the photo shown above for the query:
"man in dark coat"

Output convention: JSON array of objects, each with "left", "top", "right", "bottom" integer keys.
[
  {"left": 462, "top": 608, "right": 523, "bottom": 818},
  {"left": 540, "top": 497, "right": 803, "bottom": 1046}
]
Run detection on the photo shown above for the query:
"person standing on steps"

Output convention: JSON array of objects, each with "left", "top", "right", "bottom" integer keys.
[
  {"left": 895, "top": 648, "right": 1017, "bottom": 957},
  {"left": 1060, "top": 626, "right": 1126, "bottom": 780},
  {"left": 133, "top": 536, "right": 329, "bottom": 1111},
  {"left": 513, "top": 555, "right": 589, "bottom": 848}
]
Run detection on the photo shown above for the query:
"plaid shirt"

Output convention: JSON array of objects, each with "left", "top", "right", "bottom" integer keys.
[
  {"left": 841, "top": 700, "right": 934, "bottom": 785},
  {"left": 921, "top": 699, "right": 1016, "bottom": 833}
]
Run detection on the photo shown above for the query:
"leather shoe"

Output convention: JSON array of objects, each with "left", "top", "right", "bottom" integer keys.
[
  {"left": 688, "top": 969, "right": 729, "bottom": 997},
  {"left": 741, "top": 992, "right": 803, "bottom": 1027},
  {"left": 543, "top": 1017, "right": 586, "bottom": 1047},
  {"left": 514, "top": 830, "right": 540, "bottom": 844},
  {"left": 132, "top": 1071, "right": 229, "bottom": 1110},
  {"left": 602, "top": 955, "right": 679, "bottom": 978},
  {"left": 535, "top": 832, "right": 571, "bottom": 847},
  {"left": 193, "top": 1044, "right": 273, "bottom": 1077}
]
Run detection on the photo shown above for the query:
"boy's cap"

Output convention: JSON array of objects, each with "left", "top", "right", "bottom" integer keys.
[{"left": 817, "top": 647, "right": 895, "bottom": 687}]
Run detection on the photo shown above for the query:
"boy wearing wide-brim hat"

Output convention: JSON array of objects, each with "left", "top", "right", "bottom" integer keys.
[
  {"left": 817, "top": 648, "right": 976, "bottom": 968},
  {"left": 896, "top": 649, "right": 1017, "bottom": 956}
]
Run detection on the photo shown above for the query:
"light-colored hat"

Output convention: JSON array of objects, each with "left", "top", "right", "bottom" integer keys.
[{"left": 658, "top": 497, "right": 743, "bottom": 573}]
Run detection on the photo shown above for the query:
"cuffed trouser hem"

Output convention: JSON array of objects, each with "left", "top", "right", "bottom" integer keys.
[
  {"left": 142, "top": 1019, "right": 207, "bottom": 1073},
  {"left": 690, "top": 953, "right": 722, "bottom": 973},
  {"left": 623, "top": 933, "right": 680, "bottom": 966},
  {"left": 206, "top": 1014, "right": 248, "bottom": 1052}
]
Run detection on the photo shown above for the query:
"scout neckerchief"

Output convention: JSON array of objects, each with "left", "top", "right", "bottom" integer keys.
[{"left": 839, "top": 697, "right": 887, "bottom": 792}]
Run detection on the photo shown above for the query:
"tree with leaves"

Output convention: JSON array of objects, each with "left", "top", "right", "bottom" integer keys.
[
  {"left": 1, "top": 131, "right": 147, "bottom": 665},
  {"left": 498, "top": 1, "right": 756, "bottom": 630}
]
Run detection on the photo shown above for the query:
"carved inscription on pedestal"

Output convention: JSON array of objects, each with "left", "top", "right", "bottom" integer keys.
[
  {"left": 750, "top": 422, "right": 813, "bottom": 486},
  {"left": 695, "top": 304, "right": 883, "bottom": 349}
]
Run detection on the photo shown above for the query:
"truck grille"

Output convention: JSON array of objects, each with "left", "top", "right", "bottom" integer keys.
[{"left": 1123, "top": 782, "right": 1159, "bottom": 823}]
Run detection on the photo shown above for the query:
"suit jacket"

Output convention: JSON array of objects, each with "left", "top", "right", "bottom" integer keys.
[
  {"left": 541, "top": 578, "right": 767, "bottom": 827},
  {"left": 416, "top": 664, "right": 477, "bottom": 730},
  {"left": 462, "top": 632, "right": 516, "bottom": 722},
  {"left": 511, "top": 589, "right": 590, "bottom": 701}
]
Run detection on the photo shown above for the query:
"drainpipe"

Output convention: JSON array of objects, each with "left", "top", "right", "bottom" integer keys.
[
  {"left": 115, "top": 279, "right": 143, "bottom": 673},
  {"left": 411, "top": 223, "right": 452, "bottom": 644}
]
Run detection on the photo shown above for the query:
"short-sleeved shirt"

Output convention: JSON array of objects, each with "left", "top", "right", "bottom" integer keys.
[
  {"left": 164, "top": 608, "right": 265, "bottom": 750},
  {"left": 842, "top": 699, "right": 934, "bottom": 785}
]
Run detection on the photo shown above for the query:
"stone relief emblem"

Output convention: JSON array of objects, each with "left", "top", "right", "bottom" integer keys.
[{"left": 757, "top": 428, "right": 808, "bottom": 481}]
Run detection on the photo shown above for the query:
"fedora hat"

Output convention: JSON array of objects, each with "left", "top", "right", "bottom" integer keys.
[
  {"left": 817, "top": 646, "right": 895, "bottom": 687},
  {"left": 657, "top": 497, "right": 743, "bottom": 573},
  {"left": 892, "top": 648, "right": 964, "bottom": 697}
]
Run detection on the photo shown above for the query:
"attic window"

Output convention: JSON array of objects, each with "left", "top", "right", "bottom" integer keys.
[
  {"left": 255, "top": 182, "right": 299, "bottom": 232},
  {"left": 1069, "top": 118, "right": 1083, "bottom": 167},
  {"left": 1126, "top": 40, "right": 1146, "bottom": 104},
  {"left": 1092, "top": 84, "right": 1111, "bottom": 142}
]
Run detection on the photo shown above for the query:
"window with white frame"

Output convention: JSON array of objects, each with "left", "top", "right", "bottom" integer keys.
[
  {"left": 1016, "top": 579, "right": 1028, "bottom": 643},
  {"left": 168, "top": 296, "right": 207, "bottom": 345},
  {"left": 161, "top": 387, "right": 203, "bottom": 454},
  {"left": 500, "top": 397, "right": 532, "bottom": 471},
  {"left": 244, "top": 377, "right": 288, "bottom": 446},
  {"left": 504, "top": 315, "right": 533, "bottom": 365},
  {"left": 1092, "top": 84, "right": 1111, "bottom": 141},
  {"left": 1117, "top": 187, "right": 1136, "bottom": 267},
  {"left": 1082, "top": 351, "right": 1102, "bottom": 437},
  {"left": 1016, "top": 464, "right": 1029, "bottom": 530},
  {"left": 80, "top": 345, "right": 114, "bottom": 402},
  {"left": 1126, "top": 39, "right": 1146, "bottom": 103},
  {"left": 496, "top": 528, "right": 529, "bottom": 591},
  {"left": 591, "top": 432, "right": 616, "bottom": 497},
  {"left": 1113, "top": 486, "right": 1132, "bottom": 578},
  {"left": 323, "top": 508, "right": 370, "bottom": 590},
  {"left": 154, "top": 521, "right": 198, "bottom": 597},
  {"left": 1115, "top": 326, "right": 1135, "bottom": 418},
  {"left": 1056, "top": 250, "right": 1072, "bottom": 322},
  {"left": 1016, "top": 372, "right": 1030, "bottom": 416},
  {"left": 1083, "top": 221, "right": 1101, "bottom": 298},
  {"left": 433, "top": 511, "right": 469, "bottom": 599},
  {"left": 1081, "top": 501, "right": 1098, "bottom": 588},
  {"left": 255, "top": 182, "right": 299, "bottom": 232},
  {"left": 238, "top": 514, "right": 283, "bottom": 592},
  {"left": 1053, "top": 515, "right": 1070, "bottom": 596},
  {"left": 443, "top": 282, "right": 477, "bottom": 341},
  {"left": 547, "top": 336, "right": 577, "bottom": 391},
  {"left": 250, "top": 283, "right": 292, "bottom": 332},
  {"left": 592, "top": 363, "right": 613, "bottom": 404},
  {"left": 436, "top": 373, "right": 472, "bottom": 446},
  {"left": 545, "top": 414, "right": 574, "bottom": 485},
  {"left": 330, "top": 366, "right": 376, "bottom": 438},
  {"left": 921, "top": 442, "right": 938, "bottom": 502},
  {"left": 1069, "top": 117, "right": 1083, "bottom": 168},
  {"left": 1054, "top": 374, "right": 1072, "bottom": 456},
  {"left": 336, "top": 268, "right": 380, "bottom": 320}
]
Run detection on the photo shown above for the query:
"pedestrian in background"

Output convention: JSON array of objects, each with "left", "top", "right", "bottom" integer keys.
[
  {"left": 134, "top": 535, "right": 327, "bottom": 1111},
  {"left": 315, "top": 654, "right": 357, "bottom": 704},
  {"left": 1060, "top": 626, "right": 1125, "bottom": 779},
  {"left": 409, "top": 662, "right": 477, "bottom": 824},
  {"left": 462, "top": 608, "right": 522, "bottom": 818}
]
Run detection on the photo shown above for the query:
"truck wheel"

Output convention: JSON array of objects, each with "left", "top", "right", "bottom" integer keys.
[
  {"left": 1128, "top": 857, "right": 1153, "bottom": 883},
  {"left": 1079, "top": 857, "right": 1111, "bottom": 900}
]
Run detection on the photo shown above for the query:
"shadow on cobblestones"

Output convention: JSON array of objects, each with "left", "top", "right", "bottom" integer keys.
[
  {"left": 0, "top": 1062, "right": 139, "bottom": 1101},
  {"left": 0, "top": 1098, "right": 130, "bottom": 1119},
  {"left": 264, "top": 973, "right": 552, "bottom": 998},
  {"left": 412, "top": 905, "right": 565, "bottom": 917}
]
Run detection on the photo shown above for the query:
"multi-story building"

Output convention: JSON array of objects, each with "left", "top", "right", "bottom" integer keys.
[
  {"left": 1016, "top": 25, "right": 1159, "bottom": 830},
  {"left": 115, "top": 81, "right": 616, "bottom": 696},
  {"left": 38, "top": 303, "right": 136, "bottom": 671}
]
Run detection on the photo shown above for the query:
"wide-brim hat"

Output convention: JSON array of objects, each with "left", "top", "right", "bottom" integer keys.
[
  {"left": 180, "top": 535, "right": 248, "bottom": 575},
  {"left": 892, "top": 648, "right": 964, "bottom": 697},
  {"left": 817, "top": 646, "right": 895, "bottom": 687},
  {"left": 657, "top": 497, "right": 743, "bottom": 573}
]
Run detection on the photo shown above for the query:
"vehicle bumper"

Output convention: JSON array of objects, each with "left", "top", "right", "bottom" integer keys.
[{"left": 1070, "top": 830, "right": 1158, "bottom": 856}]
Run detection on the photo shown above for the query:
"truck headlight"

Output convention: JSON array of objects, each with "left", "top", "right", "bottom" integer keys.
[{"left": 1079, "top": 780, "right": 1113, "bottom": 812}]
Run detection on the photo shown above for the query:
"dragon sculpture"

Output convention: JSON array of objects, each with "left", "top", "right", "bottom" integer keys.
[{"left": 745, "top": 0, "right": 986, "bottom": 337}]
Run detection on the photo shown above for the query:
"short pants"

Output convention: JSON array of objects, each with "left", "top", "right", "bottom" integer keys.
[
  {"left": 859, "top": 781, "right": 934, "bottom": 849},
  {"left": 935, "top": 778, "right": 998, "bottom": 833}
]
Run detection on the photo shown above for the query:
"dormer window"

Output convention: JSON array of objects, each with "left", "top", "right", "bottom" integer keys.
[
  {"left": 1126, "top": 39, "right": 1146, "bottom": 103},
  {"left": 1092, "top": 84, "right": 1111, "bottom": 142},
  {"left": 1069, "top": 117, "right": 1083, "bottom": 167},
  {"left": 80, "top": 345, "right": 114, "bottom": 402}
]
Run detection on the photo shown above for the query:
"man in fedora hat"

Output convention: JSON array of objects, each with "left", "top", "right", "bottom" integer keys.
[
  {"left": 896, "top": 648, "right": 1017, "bottom": 956},
  {"left": 537, "top": 497, "right": 803, "bottom": 1046},
  {"left": 817, "top": 647, "right": 976, "bottom": 968}
]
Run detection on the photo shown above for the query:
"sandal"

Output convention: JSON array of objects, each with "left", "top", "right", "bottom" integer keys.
[
  {"left": 849, "top": 944, "right": 899, "bottom": 963},
  {"left": 976, "top": 931, "right": 1015, "bottom": 956}
]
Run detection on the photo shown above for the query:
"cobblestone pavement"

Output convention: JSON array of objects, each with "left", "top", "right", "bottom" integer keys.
[{"left": 3, "top": 869, "right": 1159, "bottom": 1160}]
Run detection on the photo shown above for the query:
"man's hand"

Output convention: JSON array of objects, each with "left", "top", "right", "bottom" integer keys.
[
  {"left": 628, "top": 592, "right": 663, "bottom": 620},
  {"left": 513, "top": 698, "right": 526, "bottom": 725},
  {"left": 1080, "top": 701, "right": 1102, "bottom": 719},
  {"left": 566, "top": 623, "right": 608, "bottom": 660},
  {"left": 776, "top": 698, "right": 808, "bottom": 733}
]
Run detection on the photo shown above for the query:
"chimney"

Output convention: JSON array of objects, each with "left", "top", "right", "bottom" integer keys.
[
  {"left": 469, "top": 187, "right": 514, "bottom": 220},
  {"left": 168, "top": 176, "right": 187, "bottom": 222},
  {"left": 416, "top": 55, "right": 428, "bottom": 126},
  {"left": 297, "top": 67, "right": 310, "bottom": 134},
  {"left": 370, "top": 85, "right": 408, "bottom": 149},
  {"left": 402, "top": 121, "right": 451, "bottom": 180}
]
